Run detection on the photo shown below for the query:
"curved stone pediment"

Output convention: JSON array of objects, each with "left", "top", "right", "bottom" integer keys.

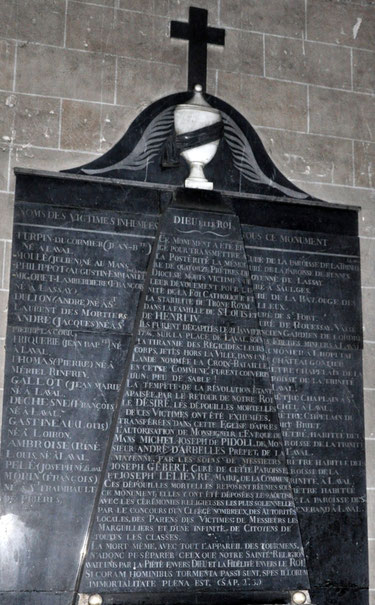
[{"left": 64, "top": 91, "right": 310, "bottom": 202}]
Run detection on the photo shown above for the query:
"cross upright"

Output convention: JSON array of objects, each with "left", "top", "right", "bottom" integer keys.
[{"left": 171, "top": 6, "right": 225, "bottom": 91}]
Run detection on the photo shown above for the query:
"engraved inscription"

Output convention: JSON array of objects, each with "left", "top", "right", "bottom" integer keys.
[
  {"left": 2, "top": 326, "right": 128, "bottom": 505},
  {"left": 80, "top": 209, "right": 308, "bottom": 594},
  {"left": 0, "top": 201, "right": 156, "bottom": 591},
  {"left": 10, "top": 204, "right": 157, "bottom": 333},
  {"left": 243, "top": 225, "right": 365, "bottom": 514},
  {"left": 2, "top": 204, "right": 158, "bottom": 505}
]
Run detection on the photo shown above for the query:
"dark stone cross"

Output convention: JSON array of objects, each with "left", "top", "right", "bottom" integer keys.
[{"left": 171, "top": 6, "right": 225, "bottom": 91}]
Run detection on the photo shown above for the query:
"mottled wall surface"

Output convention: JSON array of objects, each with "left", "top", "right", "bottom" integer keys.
[{"left": 0, "top": 0, "right": 374, "bottom": 597}]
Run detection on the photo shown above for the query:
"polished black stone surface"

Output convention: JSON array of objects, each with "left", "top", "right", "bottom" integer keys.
[
  {"left": 78, "top": 206, "right": 309, "bottom": 599},
  {"left": 9, "top": 202, "right": 157, "bottom": 334},
  {"left": 241, "top": 220, "right": 367, "bottom": 603},
  {"left": 0, "top": 593, "right": 74, "bottom": 605},
  {"left": 2, "top": 326, "right": 130, "bottom": 589},
  {"left": 63, "top": 92, "right": 313, "bottom": 202},
  {"left": 0, "top": 169, "right": 367, "bottom": 605},
  {"left": 0, "top": 189, "right": 158, "bottom": 593}
]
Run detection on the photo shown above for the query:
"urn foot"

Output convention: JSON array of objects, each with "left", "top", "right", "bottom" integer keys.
[
  {"left": 185, "top": 176, "right": 213, "bottom": 190},
  {"left": 184, "top": 160, "right": 214, "bottom": 189}
]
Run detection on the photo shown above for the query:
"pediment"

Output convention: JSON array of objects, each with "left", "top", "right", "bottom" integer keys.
[{"left": 64, "top": 91, "right": 310, "bottom": 201}]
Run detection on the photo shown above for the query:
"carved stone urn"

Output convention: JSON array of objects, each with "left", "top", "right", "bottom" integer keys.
[{"left": 174, "top": 84, "right": 222, "bottom": 190}]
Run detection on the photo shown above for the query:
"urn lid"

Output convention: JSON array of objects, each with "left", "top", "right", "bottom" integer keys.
[{"left": 177, "top": 84, "right": 221, "bottom": 115}]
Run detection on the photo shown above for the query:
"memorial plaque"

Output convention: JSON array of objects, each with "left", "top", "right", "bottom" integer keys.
[
  {"left": 0, "top": 192, "right": 158, "bottom": 598},
  {"left": 0, "top": 7, "right": 369, "bottom": 604},
  {"left": 79, "top": 205, "right": 309, "bottom": 599},
  {"left": 242, "top": 222, "right": 367, "bottom": 601}
]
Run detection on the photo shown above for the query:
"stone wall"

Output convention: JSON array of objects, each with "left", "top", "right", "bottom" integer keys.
[{"left": 0, "top": 0, "right": 374, "bottom": 597}]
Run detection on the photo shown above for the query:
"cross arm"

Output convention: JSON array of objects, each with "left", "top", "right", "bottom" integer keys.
[
  {"left": 170, "top": 20, "right": 190, "bottom": 40},
  {"left": 207, "top": 26, "right": 225, "bottom": 46}
]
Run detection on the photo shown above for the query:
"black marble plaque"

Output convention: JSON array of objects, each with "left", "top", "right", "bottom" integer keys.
[
  {"left": 0, "top": 194, "right": 158, "bottom": 594},
  {"left": 242, "top": 222, "right": 367, "bottom": 603},
  {"left": 0, "top": 171, "right": 367, "bottom": 605},
  {"left": 79, "top": 207, "right": 309, "bottom": 600}
]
